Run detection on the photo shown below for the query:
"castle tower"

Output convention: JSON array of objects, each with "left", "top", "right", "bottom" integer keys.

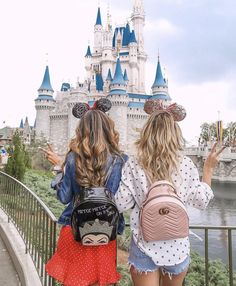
[
  {"left": 101, "top": 6, "right": 114, "bottom": 80},
  {"left": 131, "top": 0, "right": 145, "bottom": 52},
  {"left": 131, "top": 0, "right": 147, "bottom": 93},
  {"left": 35, "top": 65, "right": 55, "bottom": 139},
  {"left": 94, "top": 7, "right": 103, "bottom": 54},
  {"left": 129, "top": 30, "right": 138, "bottom": 93},
  {"left": 108, "top": 58, "right": 129, "bottom": 149},
  {"left": 151, "top": 57, "right": 171, "bottom": 105}
]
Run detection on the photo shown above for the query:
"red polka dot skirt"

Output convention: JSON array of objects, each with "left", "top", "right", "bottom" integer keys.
[{"left": 45, "top": 226, "right": 121, "bottom": 286}]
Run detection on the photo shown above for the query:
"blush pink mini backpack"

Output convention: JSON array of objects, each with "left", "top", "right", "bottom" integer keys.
[{"left": 139, "top": 180, "right": 189, "bottom": 242}]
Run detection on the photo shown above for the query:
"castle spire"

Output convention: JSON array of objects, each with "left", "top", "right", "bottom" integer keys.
[
  {"left": 95, "top": 7, "right": 102, "bottom": 26},
  {"left": 38, "top": 65, "right": 54, "bottom": 92},
  {"left": 111, "top": 58, "right": 126, "bottom": 85},
  {"left": 106, "top": 68, "right": 113, "bottom": 81},
  {"left": 19, "top": 119, "right": 24, "bottom": 129},
  {"left": 152, "top": 57, "right": 167, "bottom": 89},
  {"left": 123, "top": 69, "right": 129, "bottom": 82},
  {"left": 85, "top": 45, "right": 92, "bottom": 57}
]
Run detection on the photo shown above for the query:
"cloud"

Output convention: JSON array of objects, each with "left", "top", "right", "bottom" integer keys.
[{"left": 145, "top": 18, "right": 183, "bottom": 37}]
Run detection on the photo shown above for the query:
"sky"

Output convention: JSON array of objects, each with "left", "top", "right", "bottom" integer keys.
[{"left": 0, "top": 0, "right": 235, "bottom": 145}]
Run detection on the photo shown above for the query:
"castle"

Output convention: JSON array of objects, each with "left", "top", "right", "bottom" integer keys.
[{"left": 35, "top": 0, "right": 171, "bottom": 154}]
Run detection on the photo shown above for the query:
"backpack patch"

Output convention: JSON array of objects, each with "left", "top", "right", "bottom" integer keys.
[
  {"left": 140, "top": 180, "right": 189, "bottom": 242},
  {"left": 71, "top": 187, "right": 119, "bottom": 246}
]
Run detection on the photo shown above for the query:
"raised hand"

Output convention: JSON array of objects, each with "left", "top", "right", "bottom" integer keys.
[
  {"left": 40, "top": 143, "right": 62, "bottom": 166},
  {"left": 204, "top": 142, "right": 226, "bottom": 171},
  {"left": 202, "top": 142, "right": 226, "bottom": 186}
]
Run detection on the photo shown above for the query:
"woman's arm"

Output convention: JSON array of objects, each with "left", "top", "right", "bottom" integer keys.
[
  {"left": 43, "top": 144, "right": 74, "bottom": 204},
  {"left": 115, "top": 160, "right": 136, "bottom": 213}
]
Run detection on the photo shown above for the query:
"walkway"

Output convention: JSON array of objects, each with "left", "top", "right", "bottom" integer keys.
[{"left": 0, "top": 235, "right": 20, "bottom": 286}]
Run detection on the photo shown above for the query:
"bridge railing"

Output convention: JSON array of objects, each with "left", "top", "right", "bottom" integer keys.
[{"left": 0, "top": 171, "right": 57, "bottom": 286}]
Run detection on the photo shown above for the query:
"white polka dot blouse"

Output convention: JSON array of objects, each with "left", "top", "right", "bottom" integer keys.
[{"left": 114, "top": 155, "right": 214, "bottom": 266}]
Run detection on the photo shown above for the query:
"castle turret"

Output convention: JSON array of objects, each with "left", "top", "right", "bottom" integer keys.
[
  {"left": 108, "top": 58, "right": 128, "bottom": 149},
  {"left": 151, "top": 57, "right": 171, "bottom": 104},
  {"left": 94, "top": 7, "right": 103, "bottom": 53},
  {"left": 35, "top": 65, "right": 55, "bottom": 139}
]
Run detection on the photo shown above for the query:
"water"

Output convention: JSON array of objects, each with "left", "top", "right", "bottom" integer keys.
[{"left": 187, "top": 181, "right": 236, "bottom": 268}]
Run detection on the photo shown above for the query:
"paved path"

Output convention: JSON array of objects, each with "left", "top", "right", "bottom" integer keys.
[{"left": 0, "top": 235, "right": 21, "bottom": 286}]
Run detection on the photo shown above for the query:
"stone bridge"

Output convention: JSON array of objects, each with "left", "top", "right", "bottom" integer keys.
[{"left": 185, "top": 146, "right": 236, "bottom": 182}]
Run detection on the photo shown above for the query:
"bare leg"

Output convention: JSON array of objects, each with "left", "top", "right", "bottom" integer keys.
[
  {"left": 161, "top": 269, "right": 188, "bottom": 286},
  {"left": 130, "top": 265, "right": 160, "bottom": 286}
]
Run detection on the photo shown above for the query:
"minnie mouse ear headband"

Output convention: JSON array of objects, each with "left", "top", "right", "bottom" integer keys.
[
  {"left": 144, "top": 99, "right": 186, "bottom": 122},
  {"left": 72, "top": 98, "right": 112, "bottom": 119}
]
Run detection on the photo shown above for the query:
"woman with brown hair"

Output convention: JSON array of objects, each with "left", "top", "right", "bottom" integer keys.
[
  {"left": 115, "top": 100, "right": 225, "bottom": 286},
  {"left": 43, "top": 98, "right": 127, "bottom": 286}
]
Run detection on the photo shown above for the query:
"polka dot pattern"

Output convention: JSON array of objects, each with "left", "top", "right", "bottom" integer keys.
[
  {"left": 114, "top": 155, "right": 214, "bottom": 266},
  {"left": 46, "top": 226, "right": 120, "bottom": 286}
]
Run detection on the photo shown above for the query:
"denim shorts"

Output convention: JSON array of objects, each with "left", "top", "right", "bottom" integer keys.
[{"left": 128, "top": 238, "right": 190, "bottom": 277}]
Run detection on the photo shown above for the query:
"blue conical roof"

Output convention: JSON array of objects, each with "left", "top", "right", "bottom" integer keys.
[
  {"left": 38, "top": 66, "right": 54, "bottom": 92},
  {"left": 19, "top": 119, "right": 23, "bottom": 129},
  {"left": 122, "top": 23, "right": 131, "bottom": 46},
  {"left": 112, "top": 58, "right": 126, "bottom": 85},
  {"left": 129, "top": 30, "right": 137, "bottom": 43},
  {"left": 95, "top": 7, "right": 102, "bottom": 25},
  {"left": 123, "top": 69, "right": 129, "bottom": 81},
  {"left": 85, "top": 45, "right": 92, "bottom": 57},
  {"left": 106, "top": 68, "right": 113, "bottom": 81},
  {"left": 152, "top": 58, "right": 167, "bottom": 88}
]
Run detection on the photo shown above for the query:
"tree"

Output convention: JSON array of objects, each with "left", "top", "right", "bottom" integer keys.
[{"left": 4, "top": 130, "right": 29, "bottom": 181}]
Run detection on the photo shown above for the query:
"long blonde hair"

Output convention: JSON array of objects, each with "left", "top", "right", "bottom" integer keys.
[
  {"left": 70, "top": 110, "right": 121, "bottom": 187},
  {"left": 136, "top": 112, "right": 185, "bottom": 182}
]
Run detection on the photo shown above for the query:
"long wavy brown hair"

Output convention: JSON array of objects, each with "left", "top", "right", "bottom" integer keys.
[
  {"left": 69, "top": 110, "right": 121, "bottom": 187},
  {"left": 136, "top": 112, "right": 185, "bottom": 183}
]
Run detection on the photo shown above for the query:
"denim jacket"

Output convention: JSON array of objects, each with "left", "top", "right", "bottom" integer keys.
[{"left": 51, "top": 152, "right": 128, "bottom": 234}]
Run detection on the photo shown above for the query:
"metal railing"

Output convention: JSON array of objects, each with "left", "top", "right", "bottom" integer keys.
[
  {"left": 120, "top": 224, "right": 235, "bottom": 286},
  {"left": 189, "top": 225, "right": 236, "bottom": 286},
  {"left": 0, "top": 171, "right": 57, "bottom": 286}
]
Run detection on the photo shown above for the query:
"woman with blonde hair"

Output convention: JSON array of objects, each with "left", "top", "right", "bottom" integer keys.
[
  {"left": 115, "top": 100, "right": 225, "bottom": 286},
  {"left": 44, "top": 98, "right": 128, "bottom": 286}
]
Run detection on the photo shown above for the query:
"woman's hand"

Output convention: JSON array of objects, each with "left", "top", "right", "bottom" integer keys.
[
  {"left": 202, "top": 142, "right": 226, "bottom": 186},
  {"left": 40, "top": 143, "right": 63, "bottom": 167}
]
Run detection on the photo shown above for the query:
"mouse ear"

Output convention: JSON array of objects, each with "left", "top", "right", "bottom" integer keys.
[
  {"left": 72, "top": 103, "right": 90, "bottom": 118},
  {"left": 96, "top": 98, "right": 112, "bottom": 113},
  {"left": 144, "top": 99, "right": 163, "bottom": 114},
  {"left": 167, "top": 103, "right": 187, "bottom": 122}
]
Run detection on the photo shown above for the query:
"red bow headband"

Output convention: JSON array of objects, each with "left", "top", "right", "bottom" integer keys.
[
  {"left": 144, "top": 100, "right": 186, "bottom": 122},
  {"left": 72, "top": 98, "right": 112, "bottom": 119}
]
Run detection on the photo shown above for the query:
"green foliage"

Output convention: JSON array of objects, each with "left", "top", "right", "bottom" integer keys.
[
  {"left": 23, "top": 169, "right": 65, "bottom": 219},
  {"left": 185, "top": 252, "right": 236, "bottom": 286},
  {"left": 4, "top": 130, "right": 30, "bottom": 180},
  {"left": 27, "top": 138, "right": 52, "bottom": 171}
]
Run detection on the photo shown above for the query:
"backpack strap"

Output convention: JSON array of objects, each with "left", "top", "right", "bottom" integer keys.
[{"left": 104, "top": 156, "right": 117, "bottom": 186}]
